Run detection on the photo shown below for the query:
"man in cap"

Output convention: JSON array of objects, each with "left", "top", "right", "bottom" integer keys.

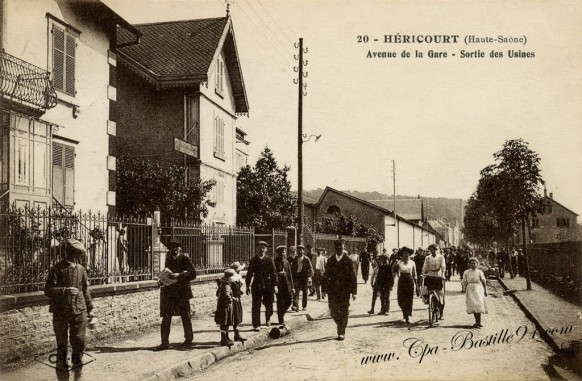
[
  {"left": 312, "top": 247, "right": 327, "bottom": 300},
  {"left": 246, "top": 241, "right": 278, "bottom": 330},
  {"left": 273, "top": 245, "right": 294, "bottom": 326},
  {"left": 156, "top": 239, "right": 196, "bottom": 350},
  {"left": 45, "top": 239, "right": 94, "bottom": 370},
  {"left": 291, "top": 244, "right": 313, "bottom": 311},
  {"left": 287, "top": 245, "right": 297, "bottom": 264},
  {"left": 322, "top": 238, "right": 357, "bottom": 340}
]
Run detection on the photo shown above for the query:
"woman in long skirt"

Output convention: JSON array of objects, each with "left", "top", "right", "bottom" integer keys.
[
  {"left": 396, "top": 247, "right": 417, "bottom": 323},
  {"left": 462, "top": 257, "right": 488, "bottom": 328}
]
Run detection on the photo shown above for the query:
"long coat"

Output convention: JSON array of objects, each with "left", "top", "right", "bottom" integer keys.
[
  {"left": 291, "top": 255, "right": 313, "bottom": 288},
  {"left": 160, "top": 253, "right": 196, "bottom": 316},
  {"left": 322, "top": 254, "right": 357, "bottom": 299}
]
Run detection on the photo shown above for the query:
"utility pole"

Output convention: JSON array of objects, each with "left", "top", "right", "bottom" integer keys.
[{"left": 295, "top": 38, "right": 307, "bottom": 244}]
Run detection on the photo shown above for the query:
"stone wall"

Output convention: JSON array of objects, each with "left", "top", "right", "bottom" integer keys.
[{"left": 0, "top": 275, "right": 222, "bottom": 367}]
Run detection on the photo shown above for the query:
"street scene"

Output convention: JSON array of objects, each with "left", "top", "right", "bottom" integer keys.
[{"left": 1, "top": 0, "right": 582, "bottom": 380}]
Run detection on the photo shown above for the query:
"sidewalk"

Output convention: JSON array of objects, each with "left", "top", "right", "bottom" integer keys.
[
  {"left": 2, "top": 282, "right": 367, "bottom": 381},
  {"left": 498, "top": 276, "right": 582, "bottom": 377}
]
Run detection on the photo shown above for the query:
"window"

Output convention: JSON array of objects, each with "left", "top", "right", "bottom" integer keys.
[
  {"left": 52, "top": 142, "right": 75, "bottom": 208},
  {"left": 327, "top": 205, "right": 341, "bottom": 215},
  {"left": 5, "top": 112, "right": 51, "bottom": 194},
  {"left": 213, "top": 178, "right": 225, "bottom": 204},
  {"left": 530, "top": 218, "right": 539, "bottom": 229},
  {"left": 213, "top": 116, "right": 225, "bottom": 159},
  {"left": 50, "top": 21, "right": 77, "bottom": 96},
  {"left": 545, "top": 202, "right": 552, "bottom": 214},
  {"left": 215, "top": 56, "right": 225, "bottom": 95},
  {"left": 556, "top": 218, "right": 570, "bottom": 228}
]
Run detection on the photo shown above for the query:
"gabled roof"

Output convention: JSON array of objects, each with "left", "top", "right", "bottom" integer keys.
[
  {"left": 317, "top": 187, "right": 413, "bottom": 225},
  {"left": 116, "top": 17, "right": 249, "bottom": 113},
  {"left": 545, "top": 196, "right": 579, "bottom": 216}
]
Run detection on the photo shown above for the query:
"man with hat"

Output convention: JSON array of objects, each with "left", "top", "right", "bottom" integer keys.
[
  {"left": 273, "top": 245, "right": 294, "bottom": 326},
  {"left": 156, "top": 239, "right": 196, "bottom": 350},
  {"left": 322, "top": 238, "right": 357, "bottom": 340},
  {"left": 312, "top": 247, "right": 327, "bottom": 300},
  {"left": 45, "top": 238, "right": 94, "bottom": 369},
  {"left": 246, "top": 241, "right": 278, "bottom": 330},
  {"left": 291, "top": 244, "right": 313, "bottom": 311},
  {"left": 287, "top": 245, "right": 297, "bottom": 265}
]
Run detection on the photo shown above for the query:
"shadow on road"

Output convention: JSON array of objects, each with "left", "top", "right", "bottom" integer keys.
[{"left": 253, "top": 336, "right": 337, "bottom": 351}]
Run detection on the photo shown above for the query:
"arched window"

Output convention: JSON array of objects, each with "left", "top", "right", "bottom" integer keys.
[{"left": 327, "top": 205, "right": 341, "bottom": 215}]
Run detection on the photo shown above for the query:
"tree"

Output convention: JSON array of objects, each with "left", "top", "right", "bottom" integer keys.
[
  {"left": 464, "top": 139, "right": 545, "bottom": 289},
  {"left": 314, "top": 212, "right": 384, "bottom": 248},
  {"left": 236, "top": 147, "right": 296, "bottom": 233},
  {"left": 116, "top": 156, "right": 216, "bottom": 222}
]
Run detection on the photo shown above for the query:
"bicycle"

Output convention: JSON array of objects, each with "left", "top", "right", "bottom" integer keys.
[{"left": 421, "top": 275, "right": 446, "bottom": 327}]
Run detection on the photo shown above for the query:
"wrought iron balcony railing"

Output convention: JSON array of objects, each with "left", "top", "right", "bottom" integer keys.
[{"left": 0, "top": 49, "right": 58, "bottom": 111}]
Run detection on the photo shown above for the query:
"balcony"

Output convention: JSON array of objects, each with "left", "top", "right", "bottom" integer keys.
[{"left": 0, "top": 49, "right": 58, "bottom": 113}]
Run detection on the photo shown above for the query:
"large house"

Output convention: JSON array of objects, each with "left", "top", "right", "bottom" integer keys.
[
  {"left": 115, "top": 16, "right": 249, "bottom": 225},
  {"left": 520, "top": 191, "right": 581, "bottom": 244},
  {"left": 0, "top": 0, "right": 139, "bottom": 213}
]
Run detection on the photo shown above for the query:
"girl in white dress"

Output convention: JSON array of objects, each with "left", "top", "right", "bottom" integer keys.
[{"left": 462, "top": 257, "right": 488, "bottom": 328}]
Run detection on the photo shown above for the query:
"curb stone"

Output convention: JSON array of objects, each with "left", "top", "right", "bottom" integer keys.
[{"left": 141, "top": 309, "right": 330, "bottom": 381}]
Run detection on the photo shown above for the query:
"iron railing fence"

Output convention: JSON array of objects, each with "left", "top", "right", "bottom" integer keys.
[
  {"left": 254, "top": 229, "right": 288, "bottom": 257},
  {"left": 0, "top": 206, "right": 256, "bottom": 294}
]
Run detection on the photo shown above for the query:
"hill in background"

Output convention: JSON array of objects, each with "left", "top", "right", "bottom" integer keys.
[{"left": 303, "top": 188, "right": 465, "bottom": 225}]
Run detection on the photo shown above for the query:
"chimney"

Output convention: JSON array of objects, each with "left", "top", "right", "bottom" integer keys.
[{"left": 549, "top": 192, "right": 553, "bottom": 199}]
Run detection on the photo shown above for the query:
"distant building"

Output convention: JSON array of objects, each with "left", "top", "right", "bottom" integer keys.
[
  {"left": 303, "top": 187, "right": 440, "bottom": 250},
  {"left": 115, "top": 16, "right": 249, "bottom": 225},
  {"left": 519, "top": 192, "right": 580, "bottom": 244}
]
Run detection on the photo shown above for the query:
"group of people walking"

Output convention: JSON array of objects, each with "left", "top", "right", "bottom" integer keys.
[{"left": 42, "top": 236, "right": 490, "bottom": 371}]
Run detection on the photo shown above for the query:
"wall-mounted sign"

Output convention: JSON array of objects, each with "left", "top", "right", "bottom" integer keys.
[{"left": 174, "top": 138, "right": 198, "bottom": 158}]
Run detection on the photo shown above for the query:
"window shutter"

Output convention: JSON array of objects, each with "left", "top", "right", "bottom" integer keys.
[
  {"left": 64, "top": 145, "right": 75, "bottom": 206},
  {"left": 52, "top": 143, "right": 75, "bottom": 208},
  {"left": 65, "top": 34, "right": 76, "bottom": 95},
  {"left": 53, "top": 26, "right": 65, "bottom": 92},
  {"left": 52, "top": 143, "right": 64, "bottom": 204}
]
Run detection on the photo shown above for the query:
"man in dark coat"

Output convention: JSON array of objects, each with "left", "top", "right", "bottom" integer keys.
[
  {"left": 291, "top": 245, "right": 313, "bottom": 311},
  {"left": 322, "top": 239, "right": 357, "bottom": 340},
  {"left": 274, "top": 245, "right": 294, "bottom": 326},
  {"left": 45, "top": 239, "right": 94, "bottom": 370},
  {"left": 246, "top": 241, "right": 278, "bottom": 330},
  {"left": 156, "top": 239, "right": 196, "bottom": 350},
  {"left": 359, "top": 247, "right": 372, "bottom": 284},
  {"left": 496, "top": 250, "right": 507, "bottom": 278},
  {"left": 375, "top": 254, "right": 395, "bottom": 315}
]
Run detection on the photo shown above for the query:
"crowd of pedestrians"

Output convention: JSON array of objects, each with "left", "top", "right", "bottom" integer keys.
[{"left": 44, "top": 236, "right": 494, "bottom": 370}]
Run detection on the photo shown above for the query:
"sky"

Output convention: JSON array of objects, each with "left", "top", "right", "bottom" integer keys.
[{"left": 105, "top": 0, "right": 582, "bottom": 215}]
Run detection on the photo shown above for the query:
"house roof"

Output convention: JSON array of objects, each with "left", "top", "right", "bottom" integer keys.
[
  {"left": 318, "top": 187, "right": 426, "bottom": 228},
  {"left": 116, "top": 17, "right": 249, "bottom": 113},
  {"left": 546, "top": 196, "right": 579, "bottom": 216},
  {"left": 69, "top": 1, "right": 141, "bottom": 39},
  {"left": 368, "top": 199, "right": 423, "bottom": 220}
]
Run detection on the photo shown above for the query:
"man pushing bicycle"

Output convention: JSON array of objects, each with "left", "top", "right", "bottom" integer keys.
[{"left": 422, "top": 244, "right": 446, "bottom": 317}]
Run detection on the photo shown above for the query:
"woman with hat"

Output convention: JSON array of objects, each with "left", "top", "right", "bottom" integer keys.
[
  {"left": 462, "top": 257, "right": 488, "bottom": 328},
  {"left": 215, "top": 269, "right": 237, "bottom": 347},
  {"left": 396, "top": 247, "right": 417, "bottom": 323}
]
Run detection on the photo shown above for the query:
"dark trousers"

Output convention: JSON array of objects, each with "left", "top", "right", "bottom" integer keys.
[
  {"left": 380, "top": 290, "right": 391, "bottom": 313},
  {"left": 370, "top": 288, "right": 379, "bottom": 311},
  {"left": 329, "top": 293, "right": 350, "bottom": 335},
  {"left": 498, "top": 262, "right": 505, "bottom": 278},
  {"left": 53, "top": 312, "right": 87, "bottom": 366},
  {"left": 510, "top": 260, "right": 517, "bottom": 278},
  {"left": 252, "top": 287, "right": 274, "bottom": 327},
  {"left": 446, "top": 265, "right": 453, "bottom": 281},
  {"left": 313, "top": 270, "right": 323, "bottom": 299},
  {"left": 161, "top": 311, "right": 193, "bottom": 345},
  {"left": 293, "top": 282, "right": 309, "bottom": 309},
  {"left": 276, "top": 286, "right": 293, "bottom": 324}
]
